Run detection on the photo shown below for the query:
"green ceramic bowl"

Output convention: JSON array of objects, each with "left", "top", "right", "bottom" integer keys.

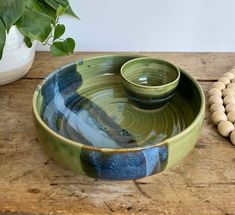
[
  {"left": 121, "top": 57, "right": 180, "bottom": 109},
  {"left": 32, "top": 55, "right": 205, "bottom": 180}
]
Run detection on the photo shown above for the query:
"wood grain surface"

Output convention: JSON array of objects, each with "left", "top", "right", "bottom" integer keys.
[{"left": 0, "top": 52, "right": 234, "bottom": 215}]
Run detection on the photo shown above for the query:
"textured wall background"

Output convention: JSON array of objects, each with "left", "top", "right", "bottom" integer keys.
[{"left": 37, "top": 0, "right": 235, "bottom": 52}]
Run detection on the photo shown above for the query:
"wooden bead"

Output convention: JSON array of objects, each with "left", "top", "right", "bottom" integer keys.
[
  {"left": 227, "top": 112, "right": 235, "bottom": 123},
  {"left": 218, "top": 77, "right": 230, "bottom": 85},
  {"left": 230, "top": 130, "right": 235, "bottom": 145},
  {"left": 222, "top": 72, "right": 235, "bottom": 80},
  {"left": 212, "top": 82, "right": 225, "bottom": 91},
  {"left": 222, "top": 89, "right": 234, "bottom": 97},
  {"left": 208, "top": 88, "right": 222, "bottom": 97},
  {"left": 210, "top": 103, "right": 225, "bottom": 112},
  {"left": 212, "top": 111, "right": 227, "bottom": 125},
  {"left": 209, "top": 95, "right": 223, "bottom": 105},
  {"left": 227, "top": 83, "right": 235, "bottom": 90},
  {"left": 225, "top": 103, "right": 235, "bottom": 113},
  {"left": 223, "top": 95, "right": 235, "bottom": 105},
  {"left": 218, "top": 121, "right": 234, "bottom": 137},
  {"left": 229, "top": 68, "right": 235, "bottom": 75}
]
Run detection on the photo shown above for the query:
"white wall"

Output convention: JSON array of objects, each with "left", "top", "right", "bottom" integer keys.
[{"left": 37, "top": 0, "right": 235, "bottom": 52}]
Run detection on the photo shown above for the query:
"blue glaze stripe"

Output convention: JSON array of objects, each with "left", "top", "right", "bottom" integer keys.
[
  {"left": 143, "top": 147, "right": 161, "bottom": 176},
  {"left": 41, "top": 67, "right": 137, "bottom": 148}
]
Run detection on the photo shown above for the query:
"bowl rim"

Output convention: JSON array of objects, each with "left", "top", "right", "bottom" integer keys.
[
  {"left": 32, "top": 54, "right": 205, "bottom": 152},
  {"left": 120, "top": 57, "right": 181, "bottom": 89}
]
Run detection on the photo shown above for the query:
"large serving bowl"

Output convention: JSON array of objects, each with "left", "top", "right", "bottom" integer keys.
[{"left": 33, "top": 55, "right": 205, "bottom": 180}]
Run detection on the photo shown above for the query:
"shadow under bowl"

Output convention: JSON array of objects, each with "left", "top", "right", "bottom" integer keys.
[
  {"left": 32, "top": 55, "right": 205, "bottom": 180},
  {"left": 121, "top": 57, "right": 180, "bottom": 109}
]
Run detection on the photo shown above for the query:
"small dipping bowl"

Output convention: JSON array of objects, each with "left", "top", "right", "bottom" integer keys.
[{"left": 121, "top": 57, "right": 181, "bottom": 109}]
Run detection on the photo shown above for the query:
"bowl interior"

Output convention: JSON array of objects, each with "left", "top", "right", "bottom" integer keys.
[
  {"left": 121, "top": 58, "right": 179, "bottom": 87},
  {"left": 35, "top": 55, "right": 202, "bottom": 149}
]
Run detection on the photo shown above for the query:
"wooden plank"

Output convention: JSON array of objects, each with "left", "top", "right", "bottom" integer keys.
[
  {"left": 26, "top": 52, "right": 235, "bottom": 80},
  {"left": 0, "top": 76, "right": 234, "bottom": 215}
]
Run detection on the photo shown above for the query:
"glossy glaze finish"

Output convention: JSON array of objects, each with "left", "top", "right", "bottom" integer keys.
[
  {"left": 33, "top": 55, "right": 205, "bottom": 180},
  {"left": 121, "top": 57, "right": 180, "bottom": 108}
]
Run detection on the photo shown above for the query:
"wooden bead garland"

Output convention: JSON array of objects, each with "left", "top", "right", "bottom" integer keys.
[
  {"left": 225, "top": 103, "right": 235, "bottom": 113},
  {"left": 222, "top": 72, "right": 234, "bottom": 80},
  {"left": 211, "top": 111, "right": 227, "bottom": 125},
  {"left": 210, "top": 103, "right": 225, "bottom": 112},
  {"left": 208, "top": 95, "right": 223, "bottom": 105},
  {"left": 209, "top": 88, "right": 222, "bottom": 97},
  {"left": 222, "top": 89, "right": 234, "bottom": 97},
  {"left": 218, "top": 77, "right": 230, "bottom": 85},
  {"left": 212, "top": 82, "right": 225, "bottom": 90},
  {"left": 209, "top": 67, "right": 235, "bottom": 145},
  {"left": 218, "top": 121, "right": 234, "bottom": 137},
  {"left": 227, "top": 112, "right": 235, "bottom": 123}
]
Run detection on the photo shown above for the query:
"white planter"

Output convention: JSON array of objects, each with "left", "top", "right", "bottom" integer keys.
[{"left": 0, "top": 26, "right": 37, "bottom": 85}]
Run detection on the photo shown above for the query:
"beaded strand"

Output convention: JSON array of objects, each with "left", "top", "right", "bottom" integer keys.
[{"left": 209, "top": 67, "right": 235, "bottom": 145}]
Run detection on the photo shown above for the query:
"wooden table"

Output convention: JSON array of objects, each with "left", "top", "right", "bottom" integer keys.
[{"left": 0, "top": 52, "right": 234, "bottom": 215}]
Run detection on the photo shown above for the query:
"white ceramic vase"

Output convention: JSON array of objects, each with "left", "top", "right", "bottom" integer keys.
[{"left": 0, "top": 26, "right": 37, "bottom": 85}]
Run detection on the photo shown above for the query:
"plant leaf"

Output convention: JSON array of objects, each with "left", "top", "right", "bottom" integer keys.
[
  {"left": 54, "top": 24, "right": 65, "bottom": 41},
  {"left": 45, "top": 0, "right": 79, "bottom": 19},
  {"left": 0, "top": 0, "right": 25, "bottom": 32},
  {"left": 16, "top": 8, "right": 52, "bottom": 42},
  {"left": 24, "top": 36, "right": 33, "bottom": 48},
  {"left": 56, "top": 5, "right": 66, "bottom": 16},
  {"left": 0, "top": 19, "right": 6, "bottom": 59},
  {"left": 50, "top": 38, "right": 75, "bottom": 56},
  {"left": 25, "top": 0, "right": 57, "bottom": 21},
  {"left": 64, "top": 38, "right": 75, "bottom": 53},
  {"left": 50, "top": 42, "right": 66, "bottom": 56}
]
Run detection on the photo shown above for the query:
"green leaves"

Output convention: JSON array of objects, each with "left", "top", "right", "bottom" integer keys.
[
  {"left": 16, "top": 8, "right": 52, "bottom": 42},
  {"left": 24, "top": 36, "right": 33, "bottom": 48},
  {"left": 56, "top": 5, "right": 66, "bottom": 16},
  {"left": 51, "top": 38, "right": 75, "bottom": 56},
  {"left": 0, "top": 0, "right": 78, "bottom": 60},
  {"left": 45, "top": 0, "right": 79, "bottom": 19},
  {"left": 54, "top": 24, "right": 65, "bottom": 41},
  {"left": 0, "top": 19, "right": 6, "bottom": 59},
  {"left": 0, "top": 0, "right": 25, "bottom": 32},
  {"left": 25, "top": 0, "right": 57, "bottom": 21}
]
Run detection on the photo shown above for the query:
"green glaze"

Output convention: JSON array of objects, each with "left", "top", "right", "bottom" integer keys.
[
  {"left": 121, "top": 57, "right": 180, "bottom": 108},
  {"left": 32, "top": 55, "right": 205, "bottom": 180}
]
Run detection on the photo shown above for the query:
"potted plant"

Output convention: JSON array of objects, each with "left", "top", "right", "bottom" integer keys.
[{"left": 0, "top": 0, "right": 79, "bottom": 85}]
